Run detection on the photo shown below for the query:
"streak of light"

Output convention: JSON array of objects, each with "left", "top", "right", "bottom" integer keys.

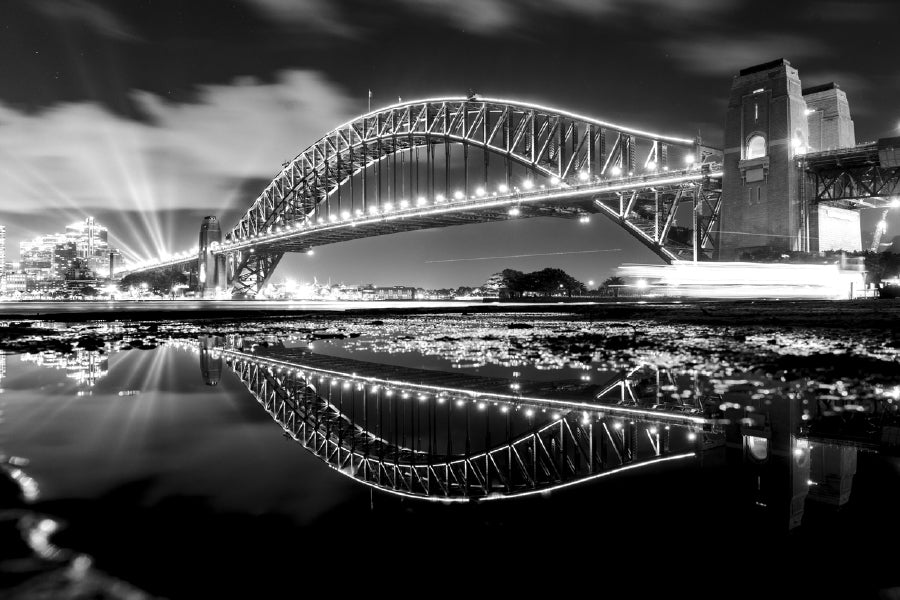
[{"left": 425, "top": 249, "right": 621, "bottom": 263}]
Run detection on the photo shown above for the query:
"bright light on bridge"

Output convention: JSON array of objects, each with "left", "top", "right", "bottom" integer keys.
[{"left": 522, "top": 179, "right": 534, "bottom": 190}]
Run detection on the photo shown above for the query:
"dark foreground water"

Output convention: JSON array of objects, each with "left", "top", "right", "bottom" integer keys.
[{"left": 1, "top": 312, "right": 899, "bottom": 599}]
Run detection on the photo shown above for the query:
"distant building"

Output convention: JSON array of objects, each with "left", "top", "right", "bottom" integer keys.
[
  {"left": 373, "top": 286, "right": 417, "bottom": 300},
  {"left": 4, "top": 271, "right": 27, "bottom": 293},
  {"left": 66, "top": 217, "right": 114, "bottom": 277},
  {"left": 53, "top": 242, "right": 78, "bottom": 279},
  {"left": 20, "top": 234, "right": 66, "bottom": 281}
]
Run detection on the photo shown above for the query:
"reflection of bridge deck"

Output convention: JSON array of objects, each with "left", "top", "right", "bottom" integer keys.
[{"left": 233, "top": 346, "right": 714, "bottom": 427}]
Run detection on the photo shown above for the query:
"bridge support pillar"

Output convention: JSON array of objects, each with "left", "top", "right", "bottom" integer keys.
[
  {"left": 720, "top": 59, "right": 861, "bottom": 259},
  {"left": 199, "top": 216, "right": 226, "bottom": 298}
]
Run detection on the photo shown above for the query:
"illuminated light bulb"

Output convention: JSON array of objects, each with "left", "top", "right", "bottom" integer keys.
[
  {"left": 890, "top": 198, "right": 900, "bottom": 208},
  {"left": 307, "top": 249, "right": 315, "bottom": 256},
  {"left": 316, "top": 218, "right": 324, "bottom": 224},
  {"left": 341, "top": 211, "right": 350, "bottom": 220},
  {"left": 508, "top": 207, "right": 520, "bottom": 216},
  {"left": 383, "top": 203, "right": 393, "bottom": 212},
  {"left": 399, "top": 199, "right": 409, "bottom": 208},
  {"left": 793, "top": 447, "right": 804, "bottom": 457},
  {"left": 578, "top": 171, "right": 589, "bottom": 182},
  {"left": 434, "top": 194, "right": 444, "bottom": 203},
  {"left": 685, "top": 154, "right": 695, "bottom": 165},
  {"left": 355, "top": 209, "right": 364, "bottom": 216},
  {"left": 688, "top": 432, "right": 697, "bottom": 441},
  {"left": 522, "top": 179, "right": 534, "bottom": 190},
  {"left": 475, "top": 187, "right": 485, "bottom": 197},
  {"left": 525, "top": 408, "right": 534, "bottom": 417},
  {"left": 610, "top": 165, "right": 622, "bottom": 176},
  {"left": 649, "top": 427, "right": 658, "bottom": 435},
  {"left": 613, "top": 422, "right": 622, "bottom": 430},
  {"left": 550, "top": 176, "right": 561, "bottom": 185},
  {"left": 498, "top": 184, "right": 509, "bottom": 193},
  {"left": 647, "top": 161, "right": 657, "bottom": 170},
  {"left": 635, "top": 278, "right": 648, "bottom": 289},
  {"left": 453, "top": 190, "right": 465, "bottom": 200},
  {"left": 328, "top": 214, "right": 337, "bottom": 221},
  {"left": 369, "top": 206, "right": 380, "bottom": 215}
]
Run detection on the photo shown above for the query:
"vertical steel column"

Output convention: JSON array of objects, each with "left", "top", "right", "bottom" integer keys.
[
  {"left": 376, "top": 114, "right": 382, "bottom": 208},
  {"left": 361, "top": 136, "right": 367, "bottom": 213},
  {"left": 504, "top": 111, "right": 511, "bottom": 188},
  {"left": 483, "top": 105, "right": 489, "bottom": 192},
  {"left": 692, "top": 189, "right": 699, "bottom": 263},
  {"left": 428, "top": 141, "right": 434, "bottom": 202},
  {"left": 445, "top": 142, "right": 450, "bottom": 199},
  {"left": 348, "top": 127, "right": 354, "bottom": 213},
  {"left": 463, "top": 105, "right": 469, "bottom": 198}
]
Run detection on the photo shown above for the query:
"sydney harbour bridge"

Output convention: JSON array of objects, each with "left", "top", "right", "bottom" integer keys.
[{"left": 119, "top": 59, "right": 900, "bottom": 297}]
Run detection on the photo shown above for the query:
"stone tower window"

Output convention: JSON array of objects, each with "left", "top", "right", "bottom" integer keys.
[{"left": 746, "top": 134, "right": 766, "bottom": 160}]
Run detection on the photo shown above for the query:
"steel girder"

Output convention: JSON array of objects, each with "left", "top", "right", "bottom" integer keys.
[
  {"left": 803, "top": 144, "right": 900, "bottom": 207},
  {"left": 591, "top": 166, "right": 723, "bottom": 261},
  {"left": 222, "top": 348, "right": 709, "bottom": 500},
  {"left": 228, "top": 251, "right": 283, "bottom": 298},
  {"left": 807, "top": 165, "right": 900, "bottom": 207},
  {"left": 227, "top": 98, "right": 696, "bottom": 242}
]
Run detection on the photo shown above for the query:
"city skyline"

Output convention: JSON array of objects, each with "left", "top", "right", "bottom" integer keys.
[{"left": 2, "top": 1, "right": 899, "bottom": 287}]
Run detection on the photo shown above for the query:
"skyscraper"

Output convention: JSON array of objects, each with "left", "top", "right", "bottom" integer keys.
[{"left": 66, "top": 217, "right": 112, "bottom": 276}]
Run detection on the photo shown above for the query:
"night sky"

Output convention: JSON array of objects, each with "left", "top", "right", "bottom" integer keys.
[{"left": 2, "top": 0, "right": 899, "bottom": 287}]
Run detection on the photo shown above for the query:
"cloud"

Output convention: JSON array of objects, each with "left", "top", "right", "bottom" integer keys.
[
  {"left": 241, "top": 0, "right": 356, "bottom": 36},
  {"left": 242, "top": 0, "right": 742, "bottom": 35},
  {"left": 665, "top": 34, "right": 831, "bottom": 75},
  {"left": 0, "top": 71, "right": 357, "bottom": 259},
  {"left": 27, "top": 0, "right": 140, "bottom": 41},
  {"left": 389, "top": 0, "right": 742, "bottom": 33}
]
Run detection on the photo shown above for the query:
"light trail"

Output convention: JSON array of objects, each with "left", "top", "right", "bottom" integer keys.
[{"left": 425, "top": 249, "right": 622, "bottom": 263}]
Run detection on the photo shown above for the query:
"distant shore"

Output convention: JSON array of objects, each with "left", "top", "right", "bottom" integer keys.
[{"left": 0, "top": 298, "right": 898, "bottom": 329}]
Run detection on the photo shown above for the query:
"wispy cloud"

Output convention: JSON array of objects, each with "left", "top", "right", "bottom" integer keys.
[
  {"left": 665, "top": 34, "right": 830, "bottom": 75},
  {"left": 27, "top": 0, "right": 141, "bottom": 41},
  {"left": 0, "top": 71, "right": 356, "bottom": 259}
]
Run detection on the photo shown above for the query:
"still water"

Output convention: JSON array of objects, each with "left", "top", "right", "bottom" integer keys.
[{"left": 1, "top": 314, "right": 899, "bottom": 598}]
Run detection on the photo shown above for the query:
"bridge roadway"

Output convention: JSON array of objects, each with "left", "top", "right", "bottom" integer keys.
[
  {"left": 119, "top": 163, "right": 723, "bottom": 277},
  {"left": 223, "top": 345, "right": 716, "bottom": 428}
]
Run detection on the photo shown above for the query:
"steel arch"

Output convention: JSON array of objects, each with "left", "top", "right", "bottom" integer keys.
[{"left": 227, "top": 97, "right": 697, "bottom": 242}]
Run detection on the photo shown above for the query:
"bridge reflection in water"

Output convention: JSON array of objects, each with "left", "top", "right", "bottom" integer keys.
[
  {"left": 196, "top": 335, "right": 899, "bottom": 531},
  {"left": 202, "top": 338, "right": 715, "bottom": 501}
]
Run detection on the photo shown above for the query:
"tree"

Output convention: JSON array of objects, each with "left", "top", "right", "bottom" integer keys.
[
  {"left": 120, "top": 267, "right": 189, "bottom": 295},
  {"left": 601, "top": 276, "right": 625, "bottom": 298}
]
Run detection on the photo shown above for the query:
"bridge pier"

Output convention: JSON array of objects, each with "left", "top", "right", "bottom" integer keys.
[
  {"left": 720, "top": 59, "right": 861, "bottom": 259},
  {"left": 199, "top": 216, "right": 227, "bottom": 298}
]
